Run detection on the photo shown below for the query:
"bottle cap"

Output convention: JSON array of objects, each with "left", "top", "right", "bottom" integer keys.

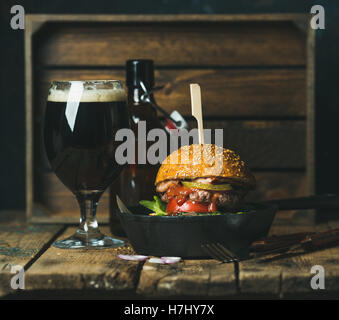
[{"left": 126, "top": 59, "right": 154, "bottom": 88}]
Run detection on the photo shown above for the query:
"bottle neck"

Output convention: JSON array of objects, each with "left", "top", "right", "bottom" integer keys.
[
  {"left": 126, "top": 86, "right": 163, "bottom": 130},
  {"left": 127, "top": 86, "right": 154, "bottom": 106}
]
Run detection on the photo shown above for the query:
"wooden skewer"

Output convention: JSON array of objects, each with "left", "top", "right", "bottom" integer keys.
[{"left": 190, "top": 83, "right": 204, "bottom": 144}]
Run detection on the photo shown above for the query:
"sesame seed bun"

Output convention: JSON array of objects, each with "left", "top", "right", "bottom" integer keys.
[{"left": 155, "top": 144, "right": 256, "bottom": 189}]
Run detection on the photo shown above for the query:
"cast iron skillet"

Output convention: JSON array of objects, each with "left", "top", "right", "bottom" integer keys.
[
  {"left": 116, "top": 203, "right": 277, "bottom": 259},
  {"left": 117, "top": 194, "right": 339, "bottom": 258}
]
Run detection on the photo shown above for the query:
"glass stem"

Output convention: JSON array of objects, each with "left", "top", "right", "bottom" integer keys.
[
  {"left": 76, "top": 193, "right": 101, "bottom": 236},
  {"left": 52, "top": 190, "right": 125, "bottom": 248}
]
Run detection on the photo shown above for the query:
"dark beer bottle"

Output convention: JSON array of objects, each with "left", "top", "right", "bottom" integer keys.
[{"left": 110, "top": 60, "right": 164, "bottom": 236}]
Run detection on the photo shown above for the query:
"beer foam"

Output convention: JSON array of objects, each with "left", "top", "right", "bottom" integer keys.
[{"left": 47, "top": 81, "right": 125, "bottom": 102}]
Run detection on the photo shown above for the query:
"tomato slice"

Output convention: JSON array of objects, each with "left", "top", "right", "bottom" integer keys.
[
  {"left": 166, "top": 198, "right": 181, "bottom": 214},
  {"left": 166, "top": 198, "right": 210, "bottom": 214}
]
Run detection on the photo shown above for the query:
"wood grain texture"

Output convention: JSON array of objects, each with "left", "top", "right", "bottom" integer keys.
[
  {"left": 25, "top": 227, "right": 140, "bottom": 291},
  {"left": 39, "top": 68, "right": 306, "bottom": 117},
  {"left": 191, "top": 120, "right": 306, "bottom": 169},
  {"left": 35, "top": 21, "right": 306, "bottom": 67},
  {"left": 4, "top": 213, "right": 339, "bottom": 298},
  {"left": 0, "top": 224, "right": 62, "bottom": 297},
  {"left": 279, "top": 223, "right": 338, "bottom": 296},
  {"left": 27, "top": 14, "right": 310, "bottom": 24},
  {"left": 237, "top": 221, "right": 312, "bottom": 296},
  {"left": 137, "top": 259, "right": 236, "bottom": 297},
  {"left": 306, "top": 28, "right": 316, "bottom": 196},
  {"left": 25, "top": 17, "right": 34, "bottom": 223},
  {"left": 302, "top": 220, "right": 339, "bottom": 294},
  {"left": 237, "top": 218, "right": 339, "bottom": 297},
  {"left": 247, "top": 172, "right": 306, "bottom": 203}
]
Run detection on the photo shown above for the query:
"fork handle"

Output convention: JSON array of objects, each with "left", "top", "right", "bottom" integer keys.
[{"left": 301, "top": 228, "right": 339, "bottom": 248}]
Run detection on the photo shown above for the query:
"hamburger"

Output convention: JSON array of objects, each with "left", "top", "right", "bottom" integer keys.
[{"left": 140, "top": 144, "right": 256, "bottom": 216}]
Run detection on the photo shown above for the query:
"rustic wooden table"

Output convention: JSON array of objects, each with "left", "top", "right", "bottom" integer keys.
[{"left": 1, "top": 211, "right": 338, "bottom": 299}]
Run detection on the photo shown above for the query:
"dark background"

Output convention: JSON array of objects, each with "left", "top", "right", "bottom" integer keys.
[{"left": 0, "top": 0, "right": 338, "bottom": 211}]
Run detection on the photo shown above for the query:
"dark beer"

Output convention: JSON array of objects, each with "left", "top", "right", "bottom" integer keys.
[
  {"left": 44, "top": 100, "right": 127, "bottom": 196},
  {"left": 43, "top": 80, "right": 129, "bottom": 249}
]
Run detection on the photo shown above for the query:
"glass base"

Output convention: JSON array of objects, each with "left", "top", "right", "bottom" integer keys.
[{"left": 53, "top": 230, "right": 125, "bottom": 249}]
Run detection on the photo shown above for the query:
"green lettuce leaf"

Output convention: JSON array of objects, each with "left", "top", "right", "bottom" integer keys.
[
  {"left": 139, "top": 196, "right": 167, "bottom": 216},
  {"left": 140, "top": 197, "right": 248, "bottom": 216}
]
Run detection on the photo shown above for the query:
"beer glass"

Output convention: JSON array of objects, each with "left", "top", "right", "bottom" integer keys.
[{"left": 44, "top": 80, "right": 129, "bottom": 249}]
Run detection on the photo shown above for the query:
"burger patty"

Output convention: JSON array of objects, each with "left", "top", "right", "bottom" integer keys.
[
  {"left": 160, "top": 189, "right": 244, "bottom": 207},
  {"left": 156, "top": 179, "right": 246, "bottom": 207},
  {"left": 190, "top": 190, "right": 244, "bottom": 206},
  {"left": 156, "top": 180, "right": 179, "bottom": 193}
]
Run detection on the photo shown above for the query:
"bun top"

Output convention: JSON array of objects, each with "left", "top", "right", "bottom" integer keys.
[{"left": 155, "top": 144, "right": 256, "bottom": 189}]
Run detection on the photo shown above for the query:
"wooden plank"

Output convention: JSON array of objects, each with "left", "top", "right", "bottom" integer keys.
[
  {"left": 158, "top": 69, "right": 306, "bottom": 117},
  {"left": 0, "top": 224, "right": 62, "bottom": 297},
  {"left": 38, "top": 68, "right": 306, "bottom": 117},
  {"left": 247, "top": 172, "right": 307, "bottom": 203},
  {"left": 25, "top": 15, "right": 34, "bottom": 223},
  {"left": 280, "top": 222, "right": 339, "bottom": 297},
  {"left": 137, "top": 259, "right": 236, "bottom": 297},
  {"left": 0, "top": 211, "right": 26, "bottom": 226},
  {"left": 306, "top": 27, "right": 316, "bottom": 196},
  {"left": 191, "top": 120, "right": 306, "bottom": 169},
  {"left": 238, "top": 218, "right": 316, "bottom": 296},
  {"left": 35, "top": 21, "right": 306, "bottom": 67},
  {"left": 301, "top": 219, "right": 339, "bottom": 294},
  {"left": 237, "top": 216, "right": 339, "bottom": 298},
  {"left": 27, "top": 14, "right": 310, "bottom": 24},
  {"left": 25, "top": 227, "right": 140, "bottom": 292}
]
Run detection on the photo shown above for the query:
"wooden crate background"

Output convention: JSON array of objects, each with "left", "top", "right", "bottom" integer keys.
[{"left": 25, "top": 14, "right": 315, "bottom": 223}]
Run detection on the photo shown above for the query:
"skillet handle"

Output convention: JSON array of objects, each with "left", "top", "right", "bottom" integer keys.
[{"left": 261, "top": 194, "right": 339, "bottom": 211}]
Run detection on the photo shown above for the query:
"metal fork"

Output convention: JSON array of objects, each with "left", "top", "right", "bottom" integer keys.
[{"left": 201, "top": 243, "right": 239, "bottom": 263}]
